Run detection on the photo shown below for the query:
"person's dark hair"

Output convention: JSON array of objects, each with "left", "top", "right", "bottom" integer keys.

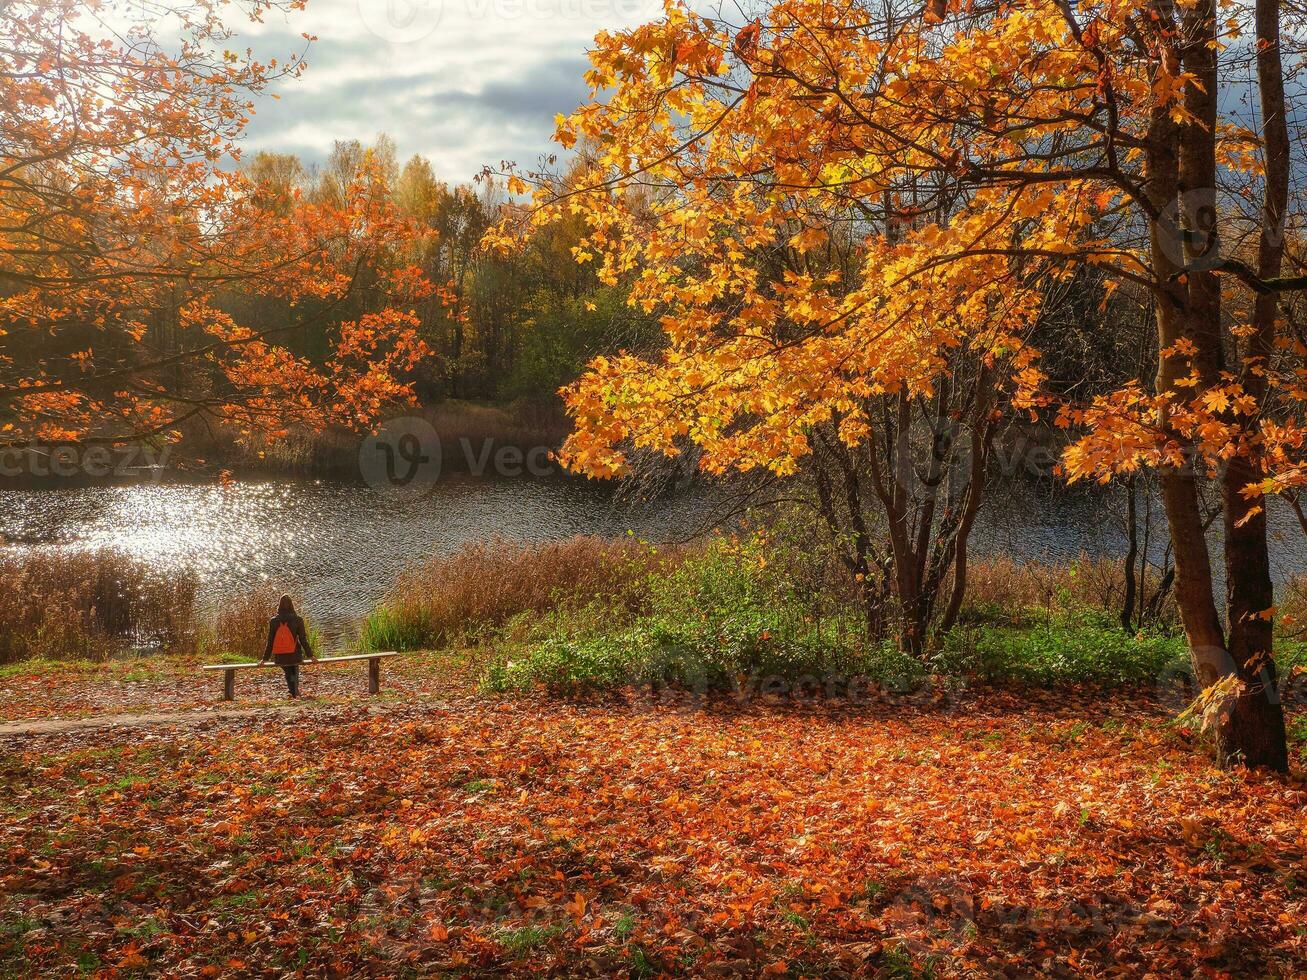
[{"left": 277, "top": 594, "right": 296, "bottom": 617}]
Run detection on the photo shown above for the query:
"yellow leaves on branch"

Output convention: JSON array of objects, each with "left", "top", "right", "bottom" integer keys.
[
  {"left": 485, "top": 0, "right": 1307, "bottom": 491},
  {"left": 550, "top": 194, "right": 1051, "bottom": 479}
]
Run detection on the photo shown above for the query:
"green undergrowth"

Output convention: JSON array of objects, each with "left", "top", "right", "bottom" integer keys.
[
  {"left": 936, "top": 611, "right": 1189, "bottom": 686},
  {"left": 475, "top": 540, "right": 1227, "bottom": 696}
]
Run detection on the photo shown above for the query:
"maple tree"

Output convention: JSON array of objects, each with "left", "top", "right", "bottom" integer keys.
[
  {"left": 0, "top": 0, "right": 431, "bottom": 452},
  {"left": 497, "top": 0, "right": 1307, "bottom": 770}
]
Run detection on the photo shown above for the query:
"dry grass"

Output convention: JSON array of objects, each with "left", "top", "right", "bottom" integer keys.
[
  {"left": 0, "top": 551, "right": 313, "bottom": 663},
  {"left": 0, "top": 550, "right": 199, "bottom": 663},
  {"left": 206, "top": 585, "right": 286, "bottom": 660},
  {"left": 964, "top": 553, "right": 1176, "bottom": 623},
  {"left": 361, "top": 536, "right": 689, "bottom": 651}
]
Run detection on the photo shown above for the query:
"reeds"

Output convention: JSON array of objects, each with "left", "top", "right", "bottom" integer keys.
[
  {"left": 360, "top": 536, "right": 687, "bottom": 651},
  {"left": 0, "top": 549, "right": 199, "bottom": 662},
  {"left": 963, "top": 553, "right": 1176, "bottom": 624}
]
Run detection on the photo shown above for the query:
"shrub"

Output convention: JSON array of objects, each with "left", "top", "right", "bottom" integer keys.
[
  {"left": 478, "top": 537, "right": 1209, "bottom": 696},
  {"left": 485, "top": 540, "right": 888, "bottom": 694}
]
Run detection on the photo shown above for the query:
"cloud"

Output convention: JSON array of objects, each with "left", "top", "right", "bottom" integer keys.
[
  {"left": 226, "top": 0, "right": 639, "bottom": 182},
  {"left": 431, "top": 56, "right": 591, "bottom": 124}
]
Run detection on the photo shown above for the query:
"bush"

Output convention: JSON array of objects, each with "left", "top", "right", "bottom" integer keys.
[
  {"left": 0, "top": 550, "right": 198, "bottom": 662},
  {"left": 937, "top": 610, "right": 1188, "bottom": 685},
  {"left": 484, "top": 540, "right": 892, "bottom": 694},
  {"left": 479, "top": 538, "right": 1207, "bottom": 696}
]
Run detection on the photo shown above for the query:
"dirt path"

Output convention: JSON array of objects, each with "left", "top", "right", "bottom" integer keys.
[{"left": 0, "top": 702, "right": 317, "bottom": 737}]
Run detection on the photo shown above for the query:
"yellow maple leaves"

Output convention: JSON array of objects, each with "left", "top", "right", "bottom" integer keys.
[{"left": 483, "top": 0, "right": 1306, "bottom": 500}]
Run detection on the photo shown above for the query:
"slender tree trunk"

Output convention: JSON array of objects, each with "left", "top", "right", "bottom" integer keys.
[
  {"left": 937, "top": 367, "right": 992, "bottom": 636},
  {"left": 1121, "top": 475, "right": 1139, "bottom": 633},
  {"left": 1144, "top": 5, "right": 1235, "bottom": 735},
  {"left": 1215, "top": 0, "right": 1290, "bottom": 770}
]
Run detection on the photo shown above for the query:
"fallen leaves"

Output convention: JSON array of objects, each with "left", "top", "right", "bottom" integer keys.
[{"left": 0, "top": 681, "right": 1303, "bottom": 976}]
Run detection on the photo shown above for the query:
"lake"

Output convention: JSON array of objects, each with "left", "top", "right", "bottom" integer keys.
[{"left": 2, "top": 476, "right": 1304, "bottom": 649}]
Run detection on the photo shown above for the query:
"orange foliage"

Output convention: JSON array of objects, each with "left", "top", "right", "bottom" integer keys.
[
  {"left": 490, "top": 0, "right": 1306, "bottom": 501},
  {"left": 0, "top": 0, "right": 436, "bottom": 449}
]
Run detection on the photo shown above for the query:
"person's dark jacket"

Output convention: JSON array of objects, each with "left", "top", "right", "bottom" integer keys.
[{"left": 262, "top": 613, "right": 314, "bottom": 665}]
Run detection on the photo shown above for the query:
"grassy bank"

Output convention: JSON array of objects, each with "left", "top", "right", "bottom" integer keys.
[
  {"left": 361, "top": 535, "right": 1307, "bottom": 699},
  {"left": 216, "top": 399, "right": 571, "bottom": 480},
  {"left": 6, "top": 535, "right": 1306, "bottom": 710}
]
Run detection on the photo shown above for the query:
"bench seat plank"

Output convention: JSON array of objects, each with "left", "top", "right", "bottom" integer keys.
[
  {"left": 200, "top": 652, "right": 398, "bottom": 671},
  {"left": 201, "top": 652, "right": 399, "bottom": 701}
]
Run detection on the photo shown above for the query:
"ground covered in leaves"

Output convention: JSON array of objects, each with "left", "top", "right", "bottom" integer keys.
[{"left": 2, "top": 667, "right": 1305, "bottom": 978}]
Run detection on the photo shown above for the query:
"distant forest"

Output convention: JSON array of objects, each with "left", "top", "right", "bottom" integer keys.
[{"left": 232, "top": 136, "right": 657, "bottom": 412}]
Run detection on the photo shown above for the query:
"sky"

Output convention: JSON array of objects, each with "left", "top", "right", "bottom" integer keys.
[{"left": 226, "top": 0, "right": 666, "bottom": 183}]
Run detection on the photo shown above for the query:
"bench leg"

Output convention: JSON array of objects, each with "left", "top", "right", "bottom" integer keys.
[
  {"left": 368, "top": 657, "right": 380, "bottom": 695},
  {"left": 223, "top": 669, "right": 235, "bottom": 701}
]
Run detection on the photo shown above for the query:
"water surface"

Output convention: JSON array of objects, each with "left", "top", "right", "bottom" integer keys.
[{"left": 2, "top": 477, "right": 1303, "bottom": 649}]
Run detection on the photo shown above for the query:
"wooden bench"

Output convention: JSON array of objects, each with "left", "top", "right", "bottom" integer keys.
[{"left": 201, "top": 652, "right": 400, "bottom": 701}]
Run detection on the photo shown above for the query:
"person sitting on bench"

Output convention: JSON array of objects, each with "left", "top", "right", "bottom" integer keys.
[{"left": 261, "top": 594, "right": 317, "bottom": 697}]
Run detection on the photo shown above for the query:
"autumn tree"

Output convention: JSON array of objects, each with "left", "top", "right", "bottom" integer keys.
[
  {"left": 1, "top": 0, "right": 430, "bottom": 455},
  {"left": 500, "top": 0, "right": 1307, "bottom": 769}
]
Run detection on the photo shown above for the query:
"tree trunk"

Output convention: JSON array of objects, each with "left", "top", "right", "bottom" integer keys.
[
  {"left": 1121, "top": 476, "right": 1139, "bottom": 633},
  {"left": 1143, "top": 0, "right": 1289, "bottom": 770},
  {"left": 1142, "top": 3, "right": 1237, "bottom": 749},
  {"left": 1214, "top": 0, "right": 1290, "bottom": 770},
  {"left": 1146, "top": 9, "right": 1227, "bottom": 673}
]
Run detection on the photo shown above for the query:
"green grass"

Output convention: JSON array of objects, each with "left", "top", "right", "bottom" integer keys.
[
  {"left": 484, "top": 541, "right": 888, "bottom": 695},
  {"left": 936, "top": 611, "right": 1189, "bottom": 685},
  {"left": 495, "top": 923, "right": 562, "bottom": 955},
  {"left": 0, "top": 657, "right": 102, "bottom": 679},
  {"left": 358, "top": 605, "right": 434, "bottom": 653}
]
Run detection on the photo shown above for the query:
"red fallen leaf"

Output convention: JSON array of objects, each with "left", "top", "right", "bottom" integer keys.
[
  {"left": 428, "top": 923, "right": 449, "bottom": 942},
  {"left": 564, "top": 892, "right": 587, "bottom": 919},
  {"left": 763, "top": 960, "right": 788, "bottom": 975}
]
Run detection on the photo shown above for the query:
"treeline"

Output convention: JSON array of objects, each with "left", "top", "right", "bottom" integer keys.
[{"left": 232, "top": 135, "right": 657, "bottom": 411}]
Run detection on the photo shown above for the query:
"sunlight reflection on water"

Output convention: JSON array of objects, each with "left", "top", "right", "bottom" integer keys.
[
  {"left": 0, "top": 477, "right": 719, "bottom": 649},
  {"left": 2, "top": 477, "right": 1303, "bottom": 650}
]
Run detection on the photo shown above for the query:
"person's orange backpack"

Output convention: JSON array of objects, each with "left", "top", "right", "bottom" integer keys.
[{"left": 270, "top": 621, "right": 298, "bottom": 656}]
